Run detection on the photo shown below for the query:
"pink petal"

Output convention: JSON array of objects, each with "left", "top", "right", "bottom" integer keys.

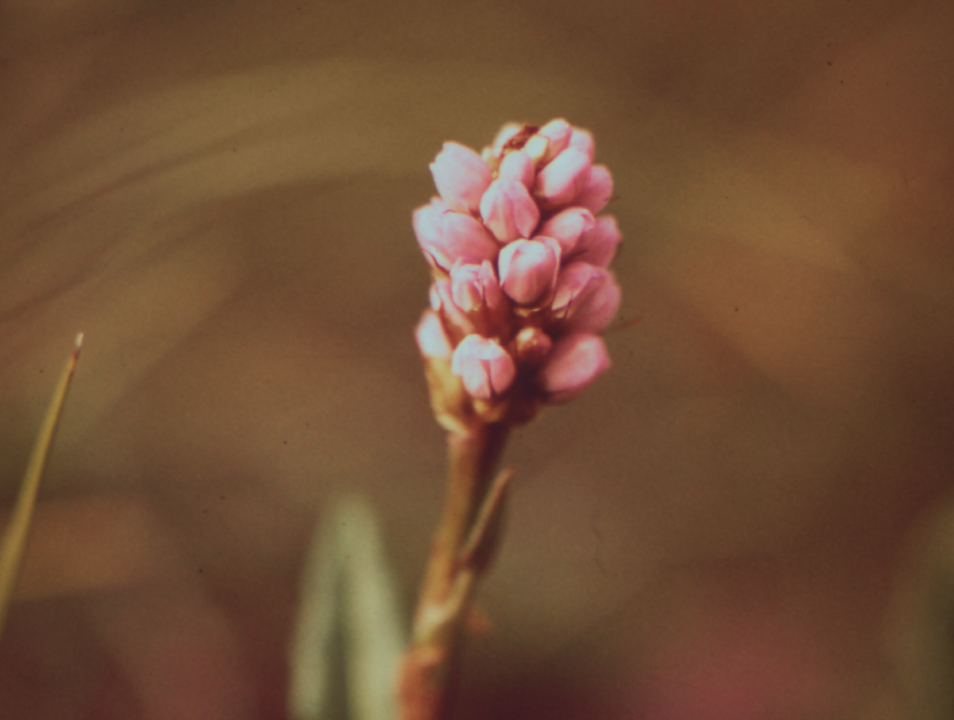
[
  {"left": 538, "top": 207, "right": 596, "bottom": 256},
  {"left": 450, "top": 259, "right": 503, "bottom": 313},
  {"left": 450, "top": 263, "right": 483, "bottom": 312},
  {"left": 534, "top": 148, "right": 592, "bottom": 208},
  {"left": 497, "top": 238, "right": 561, "bottom": 305},
  {"left": 413, "top": 199, "right": 499, "bottom": 270},
  {"left": 573, "top": 215, "right": 621, "bottom": 268},
  {"left": 537, "top": 118, "right": 572, "bottom": 162},
  {"left": 479, "top": 178, "right": 540, "bottom": 242},
  {"left": 538, "top": 333, "right": 610, "bottom": 402},
  {"left": 415, "top": 310, "right": 453, "bottom": 359},
  {"left": 551, "top": 262, "right": 604, "bottom": 313},
  {"left": 430, "top": 141, "right": 492, "bottom": 214},
  {"left": 574, "top": 164, "right": 613, "bottom": 214},
  {"left": 432, "top": 278, "right": 477, "bottom": 339},
  {"left": 451, "top": 334, "right": 516, "bottom": 400},
  {"left": 476, "top": 259, "right": 505, "bottom": 311},
  {"left": 491, "top": 123, "right": 523, "bottom": 153},
  {"left": 550, "top": 262, "right": 621, "bottom": 333},
  {"left": 568, "top": 128, "right": 595, "bottom": 160},
  {"left": 497, "top": 150, "right": 535, "bottom": 188}
]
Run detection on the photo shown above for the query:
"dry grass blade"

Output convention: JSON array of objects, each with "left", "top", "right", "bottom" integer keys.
[{"left": 0, "top": 333, "right": 83, "bottom": 637}]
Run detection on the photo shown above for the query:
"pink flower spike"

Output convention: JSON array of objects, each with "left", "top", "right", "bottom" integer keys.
[
  {"left": 551, "top": 262, "right": 621, "bottom": 332},
  {"left": 415, "top": 310, "right": 453, "bottom": 359},
  {"left": 573, "top": 215, "right": 622, "bottom": 268},
  {"left": 534, "top": 148, "right": 592, "bottom": 208},
  {"left": 413, "top": 199, "right": 499, "bottom": 271},
  {"left": 538, "top": 333, "right": 610, "bottom": 402},
  {"left": 451, "top": 334, "right": 516, "bottom": 400},
  {"left": 575, "top": 164, "right": 613, "bottom": 214},
  {"left": 497, "top": 150, "right": 535, "bottom": 188},
  {"left": 430, "top": 141, "right": 493, "bottom": 214},
  {"left": 538, "top": 207, "right": 596, "bottom": 256},
  {"left": 537, "top": 118, "right": 572, "bottom": 162},
  {"left": 480, "top": 178, "right": 540, "bottom": 243},
  {"left": 497, "top": 237, "right": 561, "bottom": 305},
  {"left": 568, "top": 128, "right": 595, "bottom": 160}
]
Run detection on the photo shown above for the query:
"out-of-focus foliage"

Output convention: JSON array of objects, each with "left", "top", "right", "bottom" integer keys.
[{"left": 289, "top": 498, "right": 404, "bottom": 720}]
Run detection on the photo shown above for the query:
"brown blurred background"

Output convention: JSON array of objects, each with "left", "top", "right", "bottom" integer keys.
[{"left": 2, "top": 0, "right": 954, "bottom": 717}]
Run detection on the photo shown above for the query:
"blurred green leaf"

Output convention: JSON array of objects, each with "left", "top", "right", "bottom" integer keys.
[{"left": 289, "top": 496, "right": 406, "bottom": 720}]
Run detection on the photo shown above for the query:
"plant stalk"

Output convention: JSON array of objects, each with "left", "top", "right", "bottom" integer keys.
[{"left": 397, "top": 421, "right": 508, "bottom": 720}]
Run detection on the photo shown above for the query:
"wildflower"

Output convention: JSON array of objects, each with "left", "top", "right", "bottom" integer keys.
[{"left": 412, "top": 118, "right": 624, "bottom": 427}]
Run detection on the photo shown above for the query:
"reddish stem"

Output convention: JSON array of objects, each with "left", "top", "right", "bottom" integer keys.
[{"left": 397, "top": 422, "right": 508, "bottom": 720}]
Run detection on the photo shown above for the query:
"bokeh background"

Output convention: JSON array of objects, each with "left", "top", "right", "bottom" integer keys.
[{"left": 2, "top": 0, "right": 954, "bottom": 717}]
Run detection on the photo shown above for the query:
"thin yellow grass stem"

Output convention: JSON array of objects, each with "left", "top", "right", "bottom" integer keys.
[{"left": 0, "top": 333, "right": 83, "bottom": 637}]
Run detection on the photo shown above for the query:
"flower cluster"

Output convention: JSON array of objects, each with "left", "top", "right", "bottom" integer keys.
[{"left": 413, "top": 119, "right": 621, "bottom": 432}]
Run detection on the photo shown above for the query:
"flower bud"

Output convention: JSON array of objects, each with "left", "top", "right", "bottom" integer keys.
[
  {"left": 480, "top": 178, "right": 540, "bottom": 243},
  {"left": 551, "top": 262, "right": 621, "bottom": 333},
  {"left": 514, "top": 326, "right": 553, "bottom": 366},
  {"left": 416, "top": 310, "right": 472, "bottom": 434},
  {"left": 568, "top": 128, "right": 595, "bottom": 160},
  {"left": 451, "top": 334, "right": 516, "bottom": 400},
  {"left": 572, "top": 215, "right": 621, "bottom": 268},
  {"left": 431, "top": 279, "right": 477, "bottom": 340},
  {"left": 534, "top": 148, "right": 592, "bottom": 208},
  {"left": 574, "top": 164, "right": 613, "bottom": 214},
  {"left": 430, "top": 141, "right": 492, "bottom": 214},
  {"left": 523, "top": 134, "right": 549, "bottom": 164},
  {"left": 497, "top": 150, "right": 535, "bottom": 188},
  {"left": 538, "top": 333, "right": 610, "bottom": 402},
  {"left": 497, "top": 237, "right": 561, "bottom": 306},
  {"left": 450, "top": 259, "right": 504, "bottom": 313},
  {"left": 538, "top": 207, "right": 596, "bottom": 256},
  {"left": 491, "top": 123, "right": 523, "bottom": 153},
  {"left": 413, "top": 199, "right": 499, "bottom": 270},
  {"left": 536, "top": 118, "right": 572, "bottom": 162},
  {"left": 415, "top": 309, "right": 453, "bottom": 359}
]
